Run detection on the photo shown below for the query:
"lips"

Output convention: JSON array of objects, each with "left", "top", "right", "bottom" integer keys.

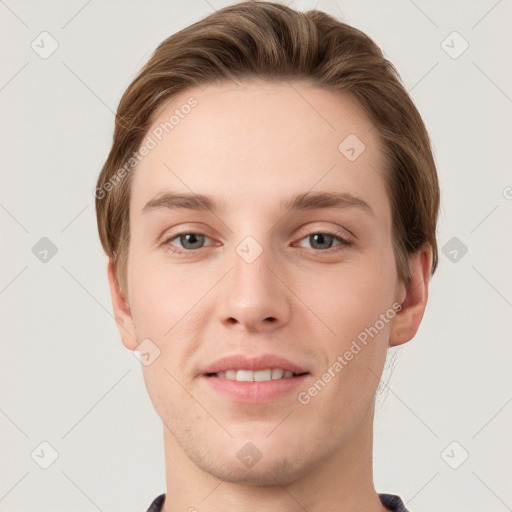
[
  {"left": 201, "top": 354, "right": 310, "bottom": 403},
  {"left": 216, "top": 368, "right": 297, "bottom": 382},
  {"left": 201, "top": 354, "right": 309, "bottom": 376}
]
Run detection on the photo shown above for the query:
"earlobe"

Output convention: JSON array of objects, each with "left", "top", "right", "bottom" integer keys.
[
  {"left": 389, "top": 245, "right": 432, "bottom": 347},
  {"left": 107, "top": 259, "right": 139, "bottom": 350}
]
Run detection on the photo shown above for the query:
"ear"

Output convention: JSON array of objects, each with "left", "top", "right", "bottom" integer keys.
[
  {"left": 389, "top": 244, "right": 432, "bottom": 347},
  {"left": 107, "top": 258, "right": 139, "bottom": 351}
]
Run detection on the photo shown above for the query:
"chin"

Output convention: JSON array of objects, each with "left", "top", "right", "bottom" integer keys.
[
  {"left": 199, "top": 456, "right": 312, "bottom": 487},
  {"left": 189, "top": 438, "right": 321, "bottom": 487}
]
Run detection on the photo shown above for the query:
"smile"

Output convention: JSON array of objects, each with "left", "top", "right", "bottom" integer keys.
[{"left": 211, "top": 368, "right": 303, "bottom": 381}]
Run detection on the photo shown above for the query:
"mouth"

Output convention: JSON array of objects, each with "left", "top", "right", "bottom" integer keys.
[
  {"left": 201, "top": 354, "right": 310, "bottom": 403},
  {"left": 206, "top": 368, "right": 308, "bottom": 381}
]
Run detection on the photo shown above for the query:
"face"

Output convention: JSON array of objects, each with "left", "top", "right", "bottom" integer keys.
[{"left": 114, "top": 80, "right": 411, "bottom": 485}]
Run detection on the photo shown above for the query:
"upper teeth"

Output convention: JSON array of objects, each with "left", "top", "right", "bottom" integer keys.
[{"left": 215, "top": 369, "right": 295, "bottom": 381}]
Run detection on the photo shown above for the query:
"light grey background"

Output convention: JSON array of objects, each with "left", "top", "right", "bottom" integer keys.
[{"left": 1, "top": 1, "right": 511, "bottom": 511}]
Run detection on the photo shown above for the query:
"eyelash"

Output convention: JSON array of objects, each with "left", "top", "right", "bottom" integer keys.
[{"left": 162, "top": 230, "right": 353, "bottom": 256}]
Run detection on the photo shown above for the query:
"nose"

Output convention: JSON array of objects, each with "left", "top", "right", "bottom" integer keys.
[{"left": 219, "top": 244, "right": 291, "bottom": 333}]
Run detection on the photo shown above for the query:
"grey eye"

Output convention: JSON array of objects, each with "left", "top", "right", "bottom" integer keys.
[
  {"left": 298, "top": 233, "right": 342, "bottom": 250},
  {"left": 176, "top": 233, "right": 206, "bottom": 250}
]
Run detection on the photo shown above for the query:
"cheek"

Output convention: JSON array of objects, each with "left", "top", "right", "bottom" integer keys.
[
  {"left": 304, "top": 253, "right": 396, "bottom": 344},
  {"left": 297, "top": 251, "right": 397, "bottom": 411},
  {"left": 128, "top": 257, "right": 204, "bottom": 415},
  {"left": 296, "top": 264, "right": 395, "bottom": 423},
  {"left": 126, "top": 250, "right": 180, "bottom": 337}
]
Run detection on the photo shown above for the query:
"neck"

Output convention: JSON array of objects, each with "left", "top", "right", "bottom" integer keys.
[{"left": 161, "top": 405, "right": 386, "bottom": 512}]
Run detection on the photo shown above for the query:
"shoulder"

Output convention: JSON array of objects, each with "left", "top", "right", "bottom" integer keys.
[
  {"left": 145, "top": 493, "right": 165, "bottom": 512},
  {"left": 379, "top": 493, "right": 410, "bottom": 512},
  {"left": 147, "top": 492, "right": 409, "bottom": 511}
]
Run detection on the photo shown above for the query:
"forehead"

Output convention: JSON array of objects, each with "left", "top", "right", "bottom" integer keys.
[{"left": 130, "top": 80, "right": 388, "bottom": 216}]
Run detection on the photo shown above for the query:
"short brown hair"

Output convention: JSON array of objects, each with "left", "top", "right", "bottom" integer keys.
[{"left": 95, "top": 0, "right": 440, "bottom": 295}]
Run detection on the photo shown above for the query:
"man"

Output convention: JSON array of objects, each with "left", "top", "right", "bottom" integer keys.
[{"left": 95, "top": 2, "right": 439, "bottom": 510}]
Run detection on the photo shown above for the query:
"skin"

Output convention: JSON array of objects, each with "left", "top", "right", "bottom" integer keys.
[{"left": 107, "top": 80, "right": 432, "bottom": 512}]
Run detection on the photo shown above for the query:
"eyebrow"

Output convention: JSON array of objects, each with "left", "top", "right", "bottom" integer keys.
[{"left": 141, "top": 190, "right": 373, "bottom": 216}]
